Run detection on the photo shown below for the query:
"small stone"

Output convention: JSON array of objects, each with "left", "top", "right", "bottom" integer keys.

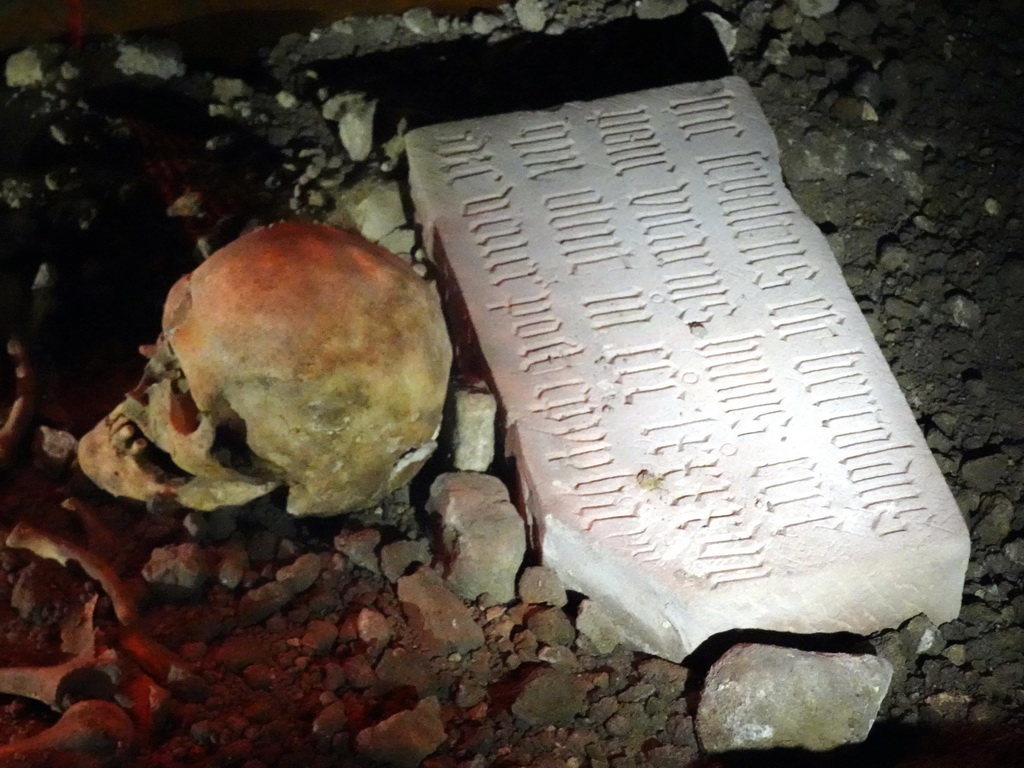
[
  {"left": 30, "top": 426, "right": 77, "bottom": 478},
  {"left": 961, "top": 454, "right": 1008, "bottom": 492},
  {"left": 238, "top": 581, "right": 291, "bottom": 627},
  {"left": 514, "top": 0, "right": 548, "bottom": 32},
  {"left": 217, "top": 539, "right": 249, "bottom": 589},
  {"left": 527, "top": 606, "right": 576, "bottom": 647},
  {"left": 380, "top": 539, "right": 431, "bottom": 583},
  {"left": 696, "top": 644, "right": 892, "bottom": 752},
  {"left": 575, "top": 599, "right": 625, "bottom": 655},
  {"left": 350, "top": 180, "right": 407, "bottom": 242},
  {"left": 518, "top": 566, "right": 568, "bottom": 608},
  {"left": 214, "top": 635, "right": 272, "bottom": 673},
  {"left": 511, "top": 667, "right": 586, "bottom": 726},
  {"left": 703, "top": 12, "right": 737, "bottom": 56},
  {"left": 472, "top": 12, "right": 505, "bottom": 36},
  {"left": 397, "top": 566, "right": 485, "bottom": 655},
  {"left": 984, "top": 197, "right": 1002, "bottom": 216},
  {"left": 334, "top": 528, "right": 381, "bottom": 573},
  {"left": 972, "top": 493, "right": 1014, "bottom": 547},
  {"left": 375, "top": 647, "right": 437, "bottom": 695},
  {"left": 356, "top": 607, "right": 393, "bottom": 646},
  {"left": 429, "top": 472, "right": 525, "bottom": 604},
  {"left": 5, "top": 48, "right": 44, "bottom": 87},
  {"left": 276, "top": 553, "right": 324, "bottom": 596},
  {"left": 141, "top": 543, "right": 211, "bottom": 601},
  {"left": 312, "top": 700, "right": 347, "bottom": 738},
  {"left": 798, "top": 0, "right": 840, "bottom": 18},
  {"left": 764, "top": 38, "right": 791, "bottom": 68},
  {"left": 452, "top": 388, "right": 497, "bottom": 472},
  {"left": 301, "top": 619, "right": 339, "bottom": 655},
  {"left": 635, "top": 0, "right": 688, "bottom": 21},
  {"left": 402, "top": 7, "right": 436, "bottom": 35},
  {"left": 355, "top": 696, "right": 446, "bottom": 768},
  {"left": 275, "top": 91, "right": 298, "bottom": 109},
  {"left": 948, "top": 292, "right": 983, "bottom": 329},
  {"left": 114, "top": 41, "right": 185, "bottom": 80}
]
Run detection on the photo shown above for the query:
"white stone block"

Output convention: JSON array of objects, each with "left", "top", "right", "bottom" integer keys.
[
  {"left": 406, "top": 77, "right": 970, "bottom": 661},
  {"left": 453, "top": 388, "right": 498, "bottom": 472}
]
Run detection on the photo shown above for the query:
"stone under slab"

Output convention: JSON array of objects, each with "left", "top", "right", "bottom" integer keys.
[{"left": 406, "top": 76, "right": 970, "bottom": 661}]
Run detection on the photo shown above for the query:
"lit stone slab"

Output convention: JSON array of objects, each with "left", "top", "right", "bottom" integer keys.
[{"left": 406, "top": 77, "right": 970, "bottom": 661}]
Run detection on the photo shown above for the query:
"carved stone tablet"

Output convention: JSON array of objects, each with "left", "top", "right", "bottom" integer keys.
[{"left": 406, "top": 77, "right": 970, "bottom": 661}]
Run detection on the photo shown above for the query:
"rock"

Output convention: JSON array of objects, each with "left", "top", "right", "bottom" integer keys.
[
  {"left": 514, "top": 0, "right": 548, "bottom": 32},
  {"left": 322, "top": 92, "right": 377, "bottom": 162},
  {"left": 380, "top": 539, "right": 431, "bottom": 583},
  {"left": 141, "top": 543, "right": 211, "bottom": 601},
  {"left": 375, "top": 647, "right": 438, "bottom": 696},
  {"left": 349, "top": 180, "right": 407, "bottom": 243},
  {"left": 402, "top": 7, "right": 436, "bottom": 35},
  {"left": 355, "top": 696, "right": 446, "bottom": 768},
  {"left": 472, "top": 12, "right": 505, "bottom": 36},
  {"left": 526, "top": 606, "right": 576, "bottom": 647},
  {"left": 334, "top": 528, "right": 381, "bottom": 573},
  {"left": 428, "top": 472, "right": 525, "bottom": 604},
  {"left": 11, "top": 559, "right": 77, "bottom": 624},
  {"left": 276, "top": 552, "right": 324, "bottom": 596},
  {"left": 5, "top": 48, "right": 45, "bottom": 87},
  {"left": 575, "top": 599, "right": 625, "bottom": 655},
  {"left": 312, "top": 700, "right": 347, "bottom": 738},
  {"left": 961, "top": 453, "right": 1008, "bottom": 492},
  {"left": 798, "top": 0, "right": 840, "bottom": 18},
  {"left": 114, "top": 41, "right": 186, "bottom": 80},
  {"left": 972, "top": 493, "right": 1014, "bottom": 548},
  {"left": 518, "top": 566, "right": 568, "bottom": 608},
  {"left": 452, "top": 388, "right": 497, "bottom": 472},
  {"left": 635, "top": 0, "right": 688, "bottom": 21},
  {"left": 696, "top": 644, "right": 893, "bottom": 752},
  {"left": 397, "top": 566, "right": 484, "bottom": 655},
  {"left": 217, "top": 538, "right": 249, "bottom": 589},
  {"left": 948, "top": 292, "right": 983, "bottom": 329},
  {"left": 238, "top": 581, "right": 292, "bottom": 627},
  {"left": 30, "top": 426, "right": 77, "bottom": 478},
  {"left": 301, "top": 619, "right": 339, "bottom": 655},
  {"left": 356, "top": 607, "right": 393, "bottom": 647},
  {"left": 703, "top": 12, "right": 737, "bottom": 56},
  {"left": 511, "top": 667, "right": 586, "bottom": 726}
]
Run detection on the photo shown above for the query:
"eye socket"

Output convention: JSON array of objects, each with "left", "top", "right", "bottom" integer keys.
[{"left": 169, "top": 387, "right": 201, "bottom": 435}]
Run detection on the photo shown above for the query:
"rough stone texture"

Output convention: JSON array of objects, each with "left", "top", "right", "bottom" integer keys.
[
  {"left": 275, "top": 552, "right": 323, "bottom": 595},
  {"left": 380, "top": 538, "right": 431, "bottom": 583},
  {"left": 575, "top": 598, "right": 625, "bottom": 655},
  {"left": 514, "top": 0, "right": 548, "bottom": 32},
  {"left": 511, "top": 667, "right": 587, "bottom": 726},
  {"left": 452, "top": 388, "right": 497, "bottom": 472},
  {"left": 407, "top": 77, "right": 970, "bottom": 661},
  {"left": 696, "top": 644, "right": 893, "bottom": 753},
  {"left": 141, "top": 543, "right": 211, "bottom": 601},
  {"left": 397, "top": 566, "right": 484, "bottom": 655},
  {"left": 518, "top": 565, "right": 568, "bottom": 607},
  {"left": 78, "top": 222, "right": 451, "bottom": 517},
  {"left": 428, "top": 472, "right": 525, "bottom": 604},
  {"left": 355, "top": 696, "right": 446, "bottom": 768}
]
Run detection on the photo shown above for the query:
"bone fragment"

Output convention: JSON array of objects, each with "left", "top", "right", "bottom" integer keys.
[
  {"left": 0, "top": 647, "right": 120, "bottom": 711},
  {"left": 117, "top": 625, "right": 191, "bottom": 684},
  {"left": 0, "top": 337, "right": 36, "bottom": 470},
  {"left": 6, "top": 523, "right": 139, "bottom": 626},
  {"left": 60, "top": 594, "right": 98, "bottom": 656},
  {"left": 0, "top": 699, "right": 135, "bottom": 767}
]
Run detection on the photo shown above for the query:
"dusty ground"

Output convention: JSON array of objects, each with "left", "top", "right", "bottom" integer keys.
[{"left": 0, "top": 1, "right": 1022, "bottom": 766}]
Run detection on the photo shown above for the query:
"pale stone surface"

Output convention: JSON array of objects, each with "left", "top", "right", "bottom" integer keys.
[
  {"left": 5, "top": 49, "right": 44, "bottom": 88},
  {"left": 428, "top": 472, "right": 525, "bottom": 604},
  {"left": 78, "top": 223, "right": 451, "bottom": 517},
  {"left": 696, "top": 644, "right": 892, "bottom": 752},
  {"left": 452, "top": 388, "right": 498, "bottom": 471},
  {"left": 407, "top": 77, "right": 970, "bottom": 660},
  {"left": 397, "top": 566, "right": 485, "bottom": 655}
]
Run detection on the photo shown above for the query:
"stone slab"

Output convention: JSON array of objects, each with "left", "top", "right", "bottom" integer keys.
[{"left": 406, "top": 76, "right": 970, "bottom": 661}]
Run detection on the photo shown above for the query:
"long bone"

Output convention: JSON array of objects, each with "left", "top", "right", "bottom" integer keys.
[
  {"left": 0, "top": 338, "right": 36, "bottom": 470},
  {"left": 0, "top": 647, "right": 121, "bottom": 711},
  {"left": 0, "top": 699, "right": 135, "bottom": 767}
]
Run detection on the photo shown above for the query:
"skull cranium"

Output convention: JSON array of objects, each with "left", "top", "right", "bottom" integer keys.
[{"left": 78, "top": 222, "right": 452, "bottom": 516}]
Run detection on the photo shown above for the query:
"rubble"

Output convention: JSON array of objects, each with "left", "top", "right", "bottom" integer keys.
[
  {"left": 696, "top": 644, "right": 893, "bottom": 752},
  {"left": 396, "top": 566, "right": 485, "bottom": 655},
  {"left": 354, "top": 696, "right": 446, "bottom": 768}
]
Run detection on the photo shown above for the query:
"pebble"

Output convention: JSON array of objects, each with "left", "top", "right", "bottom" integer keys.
[
  {"left": 5, "top": 48, "right": 44, "bottom": 87},
  {"left": 29, "top": 426, "right": 77, "bottom": 478},
  {"left": 948, "top": 292, "right": 983, "bottom": 329},
  {"left": 515, "top": 0, "right": 548, "bottom": 32},
  {"left": 375, "top": 647, "right": 437, "bottom": 696},
  {"left": 334, "top": 528, "right": 381, "bottom": 573},
  {"left": 114, "top": 41, "right": 186, "bottom": 79},
  {"left": 511, "top": 667, "right": 586, "bottom": 726},
  {"left": 526, "top": 606, "right": 576, "bottom": 647},
  {"left": 960, "top": 453, "right": 1008, "bottom": 492},
  {"left": 971, "top": 493, "right": 1014, "bottom": 547},
  {"left": 798, "top": 0, "right": 840, "bottom": 18},
  {"left": 355, "top": 696, "right": 446, "bottom": 768},
  {"left": 635, "top": 0, "right": 688, "bottom": 20},
  {"left": 575, "top": 599, "right": 625, "bottom": 655},
  {"left": 397, "top": 566, "right": 485, "bottom": 655},
  {"left": 276, "top": 552, "right": 324, "bottom": 596},
  {"left": 356, "top": 607, "right": 393, "bottom": 646},
  {"left": 380, "top": 539, "right": 431, "bottom": 583},
  {"left": 518, "top": 566, "right": 568, "bottom": 608},
  {"left": 142, "top": 543, "right": 212, "bottom": 601},
  {"left": 301, "top": 619, "right": 339, "bottom": 655},
  {"left": 472, "top": 12, "right": 505, "bottom": 36},
  {"left": 402, "top": 7, "right": 437, "bottom": 35},
  {"left": 238, "top": 581, "right": 292, "bottom": 627},
  {"left": 312, "top": 700, "right": 347, "bottom": 738},
  {"left": 451, "top": 388, "right": 498, "bottom": 472}
]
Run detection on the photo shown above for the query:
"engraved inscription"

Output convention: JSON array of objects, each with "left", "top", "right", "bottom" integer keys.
[
  {"left": 667, "top": 85, "right": 742, "bottom": 140},
  {"left": 603, "top": 343, "right": 681, "bottom": 405},
  {"left": 696, "top": 333, "right": 788, "bottom": 436},
  {"left": 435, "top": 129, "right": 503, "bottom": 185},
  {"left": 509, "top": 118, "right": 584, "bottom": 179},
  {"left": 590, "top": 105, "right": 673, "bottom": 175},
  {"left": 545, "top": 188, "right": 635, "bottom": 274},
  {"left": 583, "top": 289, "right": 652, "bottom": 330}
]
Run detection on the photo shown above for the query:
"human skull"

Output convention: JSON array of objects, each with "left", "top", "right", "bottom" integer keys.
[{"left": 78, "top": 222, "right": 452, "bottom": 517}]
